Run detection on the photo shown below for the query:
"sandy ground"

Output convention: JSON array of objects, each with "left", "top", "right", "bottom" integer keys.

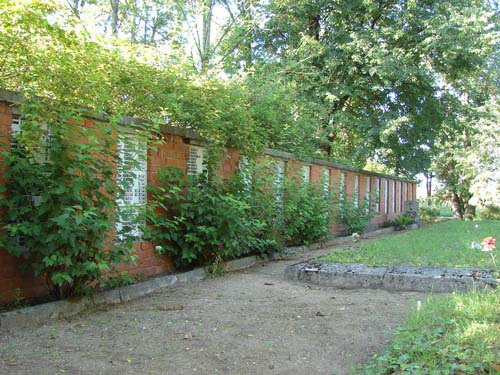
[{"left": 0, "top": 245, "right": 428, "bottom": 375}]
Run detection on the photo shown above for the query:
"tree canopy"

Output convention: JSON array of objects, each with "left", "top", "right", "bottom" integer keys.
[{"left": 1, "top": 0, "right": 498, "bottom": 187}]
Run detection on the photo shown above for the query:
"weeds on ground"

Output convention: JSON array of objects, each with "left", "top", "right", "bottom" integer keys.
[
  {"left": 356, "top": 289, "right": 500, "bottom": 375},
  {"left": 104, "top": 272, "right": 138, "bottom": 288}
]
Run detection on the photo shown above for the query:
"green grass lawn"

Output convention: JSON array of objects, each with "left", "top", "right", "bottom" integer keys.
[
  {"left": 320, "top": 220, "right": 499, "bottom": 271},
  {"left": 322, "top": 220, "right": 500, "bottom": 374},
  {"left": 356, "top": 289, "right": 500, "bottom": 375}
]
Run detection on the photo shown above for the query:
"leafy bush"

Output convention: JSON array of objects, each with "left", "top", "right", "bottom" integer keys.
[
  {"left": 336, "top": 198, "right": 373, "bottom": 235},
  {"left": 419, "top": 205, "right": 440, "bottom": 220},
  {"left": 394, "top": 214, "right": 415, "bottom": 231},
  {"left": 146, "top": 162, "right": 337, "bottom": 267},
  {"left": 381, "top": 219, "right": 395, "bottom": 228},
  {"left": 104, "top": 271, "right": 138, "bottom": 288},
  {"left": 0, "top": 102, "right": 136, "bottom": 299},
  {"left": 230, "top": 161, "right": 335, "bottom": 247},
  {"left": 281, "top": 179, "right": 333, "bottom": 245},
  {"left": 477, "top": 205, "right": 500, "bottom": 220},
  {"left": 382, "top": 214, "right": 415, "bottom": 231},
  {"left": 227, "top": 162, "right": 284, "bottom": 253},
  {"left": 419, "top": 197, "right": 452, "bottom": 221},
  {"left": 145, "top": 167, "right": 267, "bottom": 268}
]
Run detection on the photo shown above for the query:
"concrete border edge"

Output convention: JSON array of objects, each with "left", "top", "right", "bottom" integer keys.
[{"left": 0, "top": 224, "right": 415, "bottom": 330}]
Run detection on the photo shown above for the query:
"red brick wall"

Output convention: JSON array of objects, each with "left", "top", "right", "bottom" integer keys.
[
  {"left": 0, "top": 101, "right": 50, "bottom": 302},
  {"left": 0, "top": 98, "right": 417, "bottom": 304}
]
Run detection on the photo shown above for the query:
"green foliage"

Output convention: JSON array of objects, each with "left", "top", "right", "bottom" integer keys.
[
  {"left": 146, "top": 162, "right": 338, "bottom": 267},
  {"left": 104, "top": 271, "right": 138, "bottom": 288},
  {"left": 2, "top": 0, "right": 499, "bottom": 183},
  {"left": 430, "top": 54, "right": 499, "bottom": 220},
  {"left": 0, "top": 0, "right": 268, "bottom": 158},
  {"left": 233, "top": 161, "right": 335, "bottom": 248},
  {"left": 319, "top": 220, "right": 499, "bottom": 271},
  {"left": 145, "top": 167, "right": 267, "bottom": 268},
  {"left": 383, "top": 214, "right": 414, "bottom": 231},
  {"left": 357, "top": 289, "right": 500, "bottom": 375},
  {"left": 419, "top": 197, "right": 453, "bottom": 221},
  {"left": 419, "top": 206, "right": 441, "bottom": 221},
  {"left": 228, "top": 0, "right": 498, "bottom": 175},
  {"left": 381, "top": 219, "right": 396, "bottom": 229},
  {"left": 477, "top": 206, "right": 500, "bottom": 221},
  {"left": 281, "top": 179, "right": 334, "bottom": 245},
  {"left": 393, "top": 214, "right": 414, "bottom": 231},
  {"left": 0, "top": 101, "right": 136, "bottom": 299},
  {"left": 336, "top": 199, "right": 373, "bottom": 235},
  {"left": 206, "top": 254, "right": 226, "bottom": 278},
  {"left": 243, "top": 71, "right": 327, "bottom": 158},
  {"left": 227, "top": 161, "right": 286, "bottom": 253}
]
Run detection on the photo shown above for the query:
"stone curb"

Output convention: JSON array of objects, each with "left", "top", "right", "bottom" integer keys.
[
  {"left": 0, "top": 225, "right": 414, "bottom": 330},
  {"left": 284, "top": 262, "right": 499, "bottom": 293},
  {"left": 0, "top": 255, "right": 263, "bottom": 330}
]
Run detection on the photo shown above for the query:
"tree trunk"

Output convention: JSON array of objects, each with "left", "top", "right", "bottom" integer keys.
[
  {"left": 150, "top": 17, "right": 158, "bottom": 45},
  {"left": 110, "top": 0, "right": 120, "bottom": 35},
  {"left": 200, "top": 0, "right": 214, "bottom": 72},
  {"left": 143, "top": 14, "right": 149, "bottom": 44},
  {"left": 464, "top": 204, "right": 476, "bottom": 221},
  {"left": 450, "top": 192, "right": 464, "bottom": 220},
  {"left": 308, "top": 15, "right": 320, "bottom": 41},
  {"left": 70, "top": 0, "right": 81, "bottom": 18},
  {"left": 425, "top": 173, "right": 433, "bottom": 197}
]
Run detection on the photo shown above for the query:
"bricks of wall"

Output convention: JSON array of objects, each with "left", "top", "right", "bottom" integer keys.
[
  {"left": 0, "top": 96, "right": 418, "bottom": 304},
  {"left": 345, "top": 171, "right": 355, "bottom": 202},
  {"left": 310, "top": 164, "right": 322, "bottom": 183}
]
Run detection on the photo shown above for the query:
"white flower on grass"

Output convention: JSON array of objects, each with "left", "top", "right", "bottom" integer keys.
[
  {"left": 155, "top": 245, "right": 163, "bottom": 252},
  {"left": 471, "top": 241, "right": 483, "bottom": 250}
]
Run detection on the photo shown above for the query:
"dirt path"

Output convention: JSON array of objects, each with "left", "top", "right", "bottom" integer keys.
[{"left": 0, "top": 245, "right": 427, "bottom": 375}]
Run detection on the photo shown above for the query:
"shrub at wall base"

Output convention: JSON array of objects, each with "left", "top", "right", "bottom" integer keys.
[
  {"left": 336, "top": 198, "right": 373, "bottom": 235},
  {"left": 145, "top": 163, "right": 337, "bottom": 268},
  {"left": 0, "top": 101, "right": 137, "bottom": 299},
  {"left": 144, "top": 167, "right": 266, "bottom": 268}
]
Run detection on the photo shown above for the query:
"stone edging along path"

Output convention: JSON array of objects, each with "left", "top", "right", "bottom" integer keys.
[
  {"left": 0, "top": 226, "right": 397, "bottom": 331},
  {"left": 0, "top": 254, "right": 271, "bottom": 330},
  {"left": 285, "top": 262, "right": 499, "bottom": 292},
  {"left": 0, "top": 224, "right": 433, "bottom": 331}
]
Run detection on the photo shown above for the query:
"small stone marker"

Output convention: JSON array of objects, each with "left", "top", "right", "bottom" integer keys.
[{"left": 404, "top": 200, "right": 419, "bottom": 222}]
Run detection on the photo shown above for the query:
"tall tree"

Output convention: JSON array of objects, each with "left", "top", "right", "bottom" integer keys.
[
  {"left": 67, "top": 0, "right": 85, "bottom": 17},
  {"left": 181, "top": 0, "right": 259, "bottom": 72},
  {"left": 226, "top": 0, "right": 498, "bottom": 176},
  {"left": 64, "top": 0, "right": 185, "bottom": 47},
  {"left": 432, "top": 79, "right": 500, "bottom": 219}
]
